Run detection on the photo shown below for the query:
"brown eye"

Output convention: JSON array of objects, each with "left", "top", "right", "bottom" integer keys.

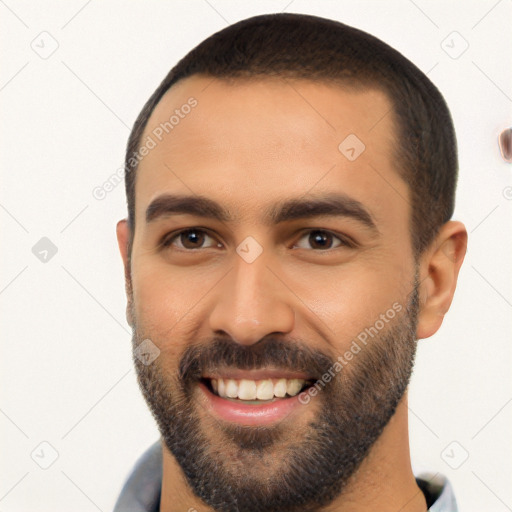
[
  {"left": 180, "top": 230, "right": 206, "bottom": 249},
  {"left": 162, "top": 229, "right": 220, "bottom": 250},
  {"left": 294, "top": 230, "right": 351, "bottom": 250}
]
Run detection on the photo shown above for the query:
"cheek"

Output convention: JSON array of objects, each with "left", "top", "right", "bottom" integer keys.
[
  {"left": 131, "top": 257, "right": 219, "bottom": 350},
  {"left": 290, "top": 254, "right": 412, "bottom": 344}
]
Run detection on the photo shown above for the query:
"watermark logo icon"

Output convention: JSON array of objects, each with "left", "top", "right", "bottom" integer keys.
[
  {"left": 31, "top": 441, "right": 59, "bottom": 469},
  {"left": 31, "top": 31, "right": 59, "bottom": 60},
  {"left": 440, "top": 441, "right": 469, "bottom": 469},
  {"left": 236, "top": 236, "right": 263, "bottom": 264},
  {"left": 134, "top": 339, "right": 160, "bottom": 365},
  {"left": 338, "top": 134, "right": 366, "bottom": 161},
  {"left": 32, "top": 237, "right": 58, "bottom": 263},
  {"left": 441, "top": 31, "right": 469, "bottom": 60}
]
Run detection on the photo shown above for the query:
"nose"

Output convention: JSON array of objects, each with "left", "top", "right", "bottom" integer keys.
[{"left": 208, "top": 254, "right": 295, "bottom": 346}]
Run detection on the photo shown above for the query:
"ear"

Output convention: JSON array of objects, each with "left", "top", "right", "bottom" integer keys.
[
  {"left": 116, "top": 219, "right": 134, "bottom": 328},
  {"left": 416, "top": 220, "right": 468, "bottom": 339}
]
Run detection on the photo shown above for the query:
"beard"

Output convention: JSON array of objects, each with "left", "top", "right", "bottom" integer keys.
[{"left": 131, "top": 279, "right": 420, "bottom": 512}]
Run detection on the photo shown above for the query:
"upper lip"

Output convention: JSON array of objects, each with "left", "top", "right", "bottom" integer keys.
[{"left": 201, "top": 368, "right": 316, "bottom": 381}]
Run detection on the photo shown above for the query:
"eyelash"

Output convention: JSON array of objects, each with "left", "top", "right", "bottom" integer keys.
[{"left": 159, "top": 228, "right": 357, "bottom": 251}]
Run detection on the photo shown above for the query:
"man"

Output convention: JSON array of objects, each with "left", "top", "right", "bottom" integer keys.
[{"left": 114, "top": 12, "right": 467, "bottom": 512}]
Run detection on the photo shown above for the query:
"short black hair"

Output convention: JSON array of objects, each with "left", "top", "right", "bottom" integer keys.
[{"left": 124, "top": 12, "right": 458, "bottom": 259}]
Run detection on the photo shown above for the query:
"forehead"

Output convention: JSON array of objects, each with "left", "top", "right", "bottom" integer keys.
[{"left": 134, "top": 75, "right": 408, "bottom": 230}]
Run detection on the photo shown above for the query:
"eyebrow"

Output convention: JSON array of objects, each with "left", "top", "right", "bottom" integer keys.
[{"left": 145, "top": 193, "right": 379, "bottom": 234}]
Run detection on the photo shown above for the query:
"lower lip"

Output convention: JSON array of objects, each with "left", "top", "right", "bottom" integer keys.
[{"left": 198, "top": 381, "right": 311, "bottom": 426}]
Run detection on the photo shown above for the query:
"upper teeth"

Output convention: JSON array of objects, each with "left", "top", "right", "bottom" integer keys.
[{"left": 211, "top": 378, "right": 308, "bottom": 400}]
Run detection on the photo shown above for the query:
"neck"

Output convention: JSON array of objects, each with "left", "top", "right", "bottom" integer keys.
[{"left": 160, "top": 393, "right": 426, "bottom": 512}]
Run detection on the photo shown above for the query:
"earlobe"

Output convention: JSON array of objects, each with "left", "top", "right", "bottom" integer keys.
[
  {"left": 415, "top": 221, "right": 467, "bottom": 340},
  {"left": 116, "top": 219, "right": 134, "bottom": 327}
]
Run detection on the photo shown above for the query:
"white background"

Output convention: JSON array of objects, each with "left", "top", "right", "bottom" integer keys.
[{"left": 1, "top": 1, "right": 511, "bottom": 511}]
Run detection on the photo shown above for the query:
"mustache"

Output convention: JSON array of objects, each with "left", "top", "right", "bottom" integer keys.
[{"left": 178, "top": 337, "right": 335, "bottom": 384}]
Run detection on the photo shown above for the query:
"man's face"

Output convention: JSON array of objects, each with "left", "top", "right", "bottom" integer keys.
[{"left": 126, "top": 76, "right": 420, "bottom": 511}]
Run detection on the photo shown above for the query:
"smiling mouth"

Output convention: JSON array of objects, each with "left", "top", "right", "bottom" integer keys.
[{"left": 201, "top": 377, "right": 315, "bottom": 402}]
